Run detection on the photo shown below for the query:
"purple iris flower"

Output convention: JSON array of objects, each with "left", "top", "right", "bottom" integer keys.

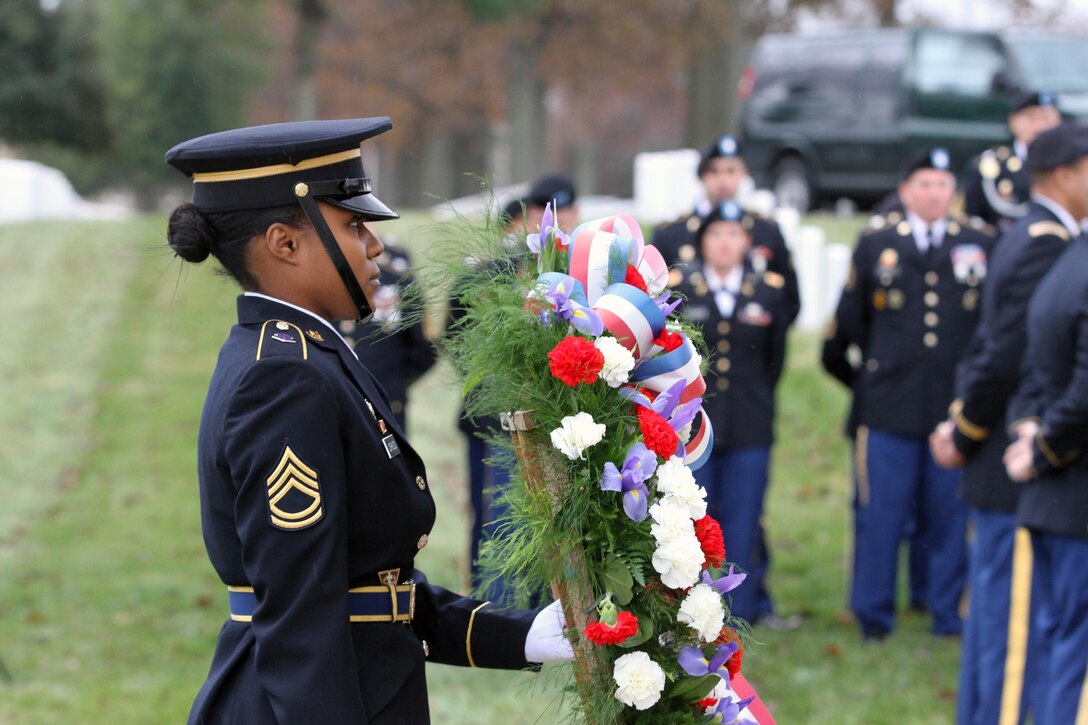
[
  {"left": 678, "top": 642, "right": 738, "bottom": 679},
  {"left": 711, "top": 693, "right": 756, "bottom": 723},
  {"left": 600, "top": 442, "right": 658, "bottom": 521},
  {"left": 622, "top": 379, "right": 702, "bottom": 457},
  {"left": 545, "top": 280, "right": 603, "bottom": 336},
  {"left": 655, "top": 292, "right": 683, "bottom": 317},
  {"left": 701, "top": 566, "right": 746, "bottom": 595},
  {"left": 527, "top": 201, "right": 571, "bottom": 255}
]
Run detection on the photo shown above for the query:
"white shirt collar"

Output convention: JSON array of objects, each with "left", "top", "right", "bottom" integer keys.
[
  {"left": 1031, "top": 193, "right": 1083, "bottom": 238},
  {"left": 704, "top": 265, "right": 744, "bottom": 294},
  {"left": 906, "top": 211, "right": 948, "bottom": 252},
  {"left": 1014, "top": 140, "right": 1029, "bottom": 160},
  {"left": 243, "top": 291, "right": 358, "bottom": 359}
]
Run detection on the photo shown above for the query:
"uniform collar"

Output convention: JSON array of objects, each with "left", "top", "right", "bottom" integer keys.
[
  {"left": 704, "top": 265, "right": 744, "bottom": 294},
  {"left": 1031, "top": 193, "right": 1083, "bottom": 238},
  {"left": 1014, "top": 139, "right": 1028, "bottom": 160},
  {"left": 241, "top": 292, "right": 357, "bottom": 359},
  {"left": 906, "top": 211, "right": 948, "bottom": 252}
]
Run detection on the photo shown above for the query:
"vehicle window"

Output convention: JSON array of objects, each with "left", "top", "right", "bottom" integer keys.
[
  {"left": 915, "top": 32, "right": 1007, "bottom": 97},
  {"left": 1006, "top": 38, "right": 1088, "bottom": 93}
]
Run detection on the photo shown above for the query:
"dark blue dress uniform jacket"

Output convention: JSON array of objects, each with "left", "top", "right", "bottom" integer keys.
[
  {"left": 823, "top": 218, "right": 995, "bottom": 437},
  {"left": 675, "top": 263, "right": 790, "bottom": 450},
  {"left": 962, "top": 145, "right": 1031, "bottom": 230},
  {"left": 1008, "top": 237, "right": 1088, "bottom": 539},
  {"left": 952, "top": 202, "right": 1074, "bottom": 512},
  {"left": 340, "top": 245, "right": 437, "bottom": 429},
  {"left": 653, "top": 211, "right": 800, "bottom": 324},
  {"left": 188, "top": 295, "right": 534, "bottom": 725}
]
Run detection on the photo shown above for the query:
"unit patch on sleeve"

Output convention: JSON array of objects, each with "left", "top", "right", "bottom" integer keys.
[{"left": 265, "top": 443, "right": 324, "bottom": 530}]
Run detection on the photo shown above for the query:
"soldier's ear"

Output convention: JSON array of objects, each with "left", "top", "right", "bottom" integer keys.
[{"left": 262, "top": 222, "right": 304, "bottom": 265}]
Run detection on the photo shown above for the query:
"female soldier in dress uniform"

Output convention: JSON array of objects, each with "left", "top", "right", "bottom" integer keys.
[
  {"left": 164, "top": 117, "right": 568, "bottom": 724},
  {"left": 674, "top": 200, "right": 791, "bottom": 622}
]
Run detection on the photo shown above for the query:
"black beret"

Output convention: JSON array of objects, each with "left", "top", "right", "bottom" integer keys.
[
  {"left": 164, "top": 117, "right": 397, "bottom": 218},
  {"left": 1012, "top": 89, "right": 1057, "bottom": 114},
  {"left": 525, "top": 174, "right": 577, "bottom": 209},
  {"left": 696, "top": 200, "right": 751, "bottom": 243},
  {"left": 1026, "top": 122, "right": 1088, "bottom": 172},
  {"left": 900, "top": 146, "right": 953, "bottom": 181},
  {"left": 501, "top": 197, "right": 524, "bottom": 220},
  {"left": 697, "top": 135, "right": 744, "bottom": 176}
]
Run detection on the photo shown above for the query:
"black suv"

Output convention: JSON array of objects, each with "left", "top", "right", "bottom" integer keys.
[{"left": 740, "top": 28, "right": 1088, "bottom": 212}]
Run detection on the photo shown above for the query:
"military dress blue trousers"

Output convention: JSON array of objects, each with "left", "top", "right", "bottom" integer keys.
[
  {"left": 467, "top": 437, "right": 513, "bottom": 604},
  {"left": 1024, "top": 530, "right": 1088, "bottom": 725},
  {"left": 694, "top": 446, "right": 772, "bottom": 622},
  {"left": 956, "top": 508, "right": 1020, "bottom": 725},
  {"left": 851, "top": 429, "right": 967, "bottom": 636}
]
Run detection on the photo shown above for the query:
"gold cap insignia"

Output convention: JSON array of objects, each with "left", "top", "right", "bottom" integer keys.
[
  {"left": 265, "top": 445, "right": 323, "bottom": 530},
  {"left": 305, "top": 329, "right": 325, "bottom": 342}
]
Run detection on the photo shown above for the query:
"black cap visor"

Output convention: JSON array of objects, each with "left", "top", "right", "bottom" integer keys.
[{"left": 324, "top": 191, "right": 399, "bottom": 221}]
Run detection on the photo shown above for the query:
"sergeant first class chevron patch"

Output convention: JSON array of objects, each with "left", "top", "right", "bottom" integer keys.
[{"left": 266, "top": 443, "right": 323, "bottom": 530}]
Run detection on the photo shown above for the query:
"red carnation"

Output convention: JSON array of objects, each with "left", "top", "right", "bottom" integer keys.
[
  {"left": 584, "top": 610, "right": 640, "bottom": 646},
  {"left": 694, "top": 515, "right": 726, "bottom": 569},
  {"left": 696, "top": 697, "right": 719, "bottom": 711},
  {"left": 548, "top": 336, "right": 604, "bottom": 386},
  {"left": 637, "top": 405, "right": 679, "bottom": 460},
  {"left": 714, "top": 626, "right": 744, "bottom": 678},
  {"left": 652, "top": 329, "right": 684, "bottom": 352},
  {"left": 625, "top": 264, "right": 648, "bottom": 293}
]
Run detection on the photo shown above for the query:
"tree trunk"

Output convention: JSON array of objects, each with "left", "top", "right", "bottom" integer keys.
[
  {"left": 507, "top": 42, "right": 546, "bottom": 184},
  {"left": 876, "top": 0, "right": 898, "bottom": 27},
  {"left": 293, "top": 0, "right": 326, "bottom": 120}
]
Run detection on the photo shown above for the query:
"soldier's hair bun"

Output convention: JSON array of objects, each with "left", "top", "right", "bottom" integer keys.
[{"left": 167, "top": 202, "right": 215, "bottom": 263}]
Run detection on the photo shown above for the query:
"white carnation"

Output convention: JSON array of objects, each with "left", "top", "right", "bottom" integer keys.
[
  {"left": 654, "top": 456, "right": 707, "bottom": 519},
  {"left": 678, "top": 420, "right": 694, "bottom": 444},
  {"left": 612, "top": 651, "right": 666, "bottom": 711},
  {"left": 549, "top": 412, "right": 606, "bottom": 460},
  {"left": 594, "top": 335, "right": 636, "bottom": 388},
  {"left": 678, "top": 584, "right": 726, "bottom": 642},
  {"left": 649, "top": 499, "right": 704, "bottom": 589}
]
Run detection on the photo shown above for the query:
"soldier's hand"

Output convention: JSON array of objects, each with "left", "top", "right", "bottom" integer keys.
[
  {"left": 929, "top": 420, "right": 965, "bottom": 469},
  {"left": 1003, "top": 436, "right": 1037, "bottom": 482}
]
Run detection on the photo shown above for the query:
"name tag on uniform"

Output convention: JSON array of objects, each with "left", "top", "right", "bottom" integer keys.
[{"left": 382, "top": 435, "right": 401, "bottom": 459}]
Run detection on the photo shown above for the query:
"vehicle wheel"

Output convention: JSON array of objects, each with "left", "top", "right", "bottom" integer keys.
[{"left": 770, "top": 157, "right": 814, "bottom": 214}]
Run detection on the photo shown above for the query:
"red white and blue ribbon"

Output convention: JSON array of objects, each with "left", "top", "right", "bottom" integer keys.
[{"left": 593, "top": 283, "right": 666, "bottom": 361}]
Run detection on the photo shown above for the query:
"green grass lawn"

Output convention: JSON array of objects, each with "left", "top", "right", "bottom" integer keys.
[{"left": 0, "top": 212, "right": 959, "bottom": 724}]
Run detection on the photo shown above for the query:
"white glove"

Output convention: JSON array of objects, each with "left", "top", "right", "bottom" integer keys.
[{"left": 524, "top": 599, "right": 574, "bottom": 663}]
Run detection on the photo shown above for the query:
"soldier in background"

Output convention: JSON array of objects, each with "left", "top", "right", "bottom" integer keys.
[
  {"left": 652, "top": 135, "right": 800, "bottom": 324},
  {"left": 931, "top": 123, "right": 1088, "bottom": 724},
  {"left": 674, "top": 200, "right": 792, "bottom": 624},
  {"left": 962, "top": 90, "right": 1061, "bottom": 232},
  {"left": 823, "top": 147, "right": 995, "bottom": 641},
  {"left": 1003, "top": 224, "right": 1088, "bottom": 725},
  {"left": 340, "top": 237, "right": 436, "bottom": 430}
]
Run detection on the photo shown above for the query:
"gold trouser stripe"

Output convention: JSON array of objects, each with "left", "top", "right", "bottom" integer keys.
[
  {"left": 1076, "top": 666, "right": 1088, "bottom": 725},
  {"left": 1000, "top": 528, "right": 1034, "bottom": 725},
  {"left": 855, "top": 426, "right": 870, "bottom": 508},
  {"left": 466, "top": 601, "right": 490, "bottom": 668},
  {"left": 192, "top": 148, "right": 361, "bottom": 183}
]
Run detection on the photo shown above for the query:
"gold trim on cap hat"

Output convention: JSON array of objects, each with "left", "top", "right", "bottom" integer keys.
[{"left": 192, "top": 148, "right": 362, "bottom": 183}]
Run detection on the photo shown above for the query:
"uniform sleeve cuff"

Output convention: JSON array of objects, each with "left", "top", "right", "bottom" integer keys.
[{"left": 949, "top": 399, "right": 989, "bottom": 442}]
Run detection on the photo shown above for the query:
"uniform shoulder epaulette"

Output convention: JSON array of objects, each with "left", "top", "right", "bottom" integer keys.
[
  {"left": 763, "top": 271, "right": 785, "bottom": 289},
  {"left": 861, "top": 218, "right": 897, "bottom": 236},
  {"left": 1028, "top": 221, "right": 1071, "bottom": 241},
  {"left": 256, "top": 320, "right": 311, "bottom": 362}
]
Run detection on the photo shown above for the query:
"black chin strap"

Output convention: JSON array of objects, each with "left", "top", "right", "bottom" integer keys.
[{"left": 293, "top": 181, "right": 373, "bottom": 322}]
